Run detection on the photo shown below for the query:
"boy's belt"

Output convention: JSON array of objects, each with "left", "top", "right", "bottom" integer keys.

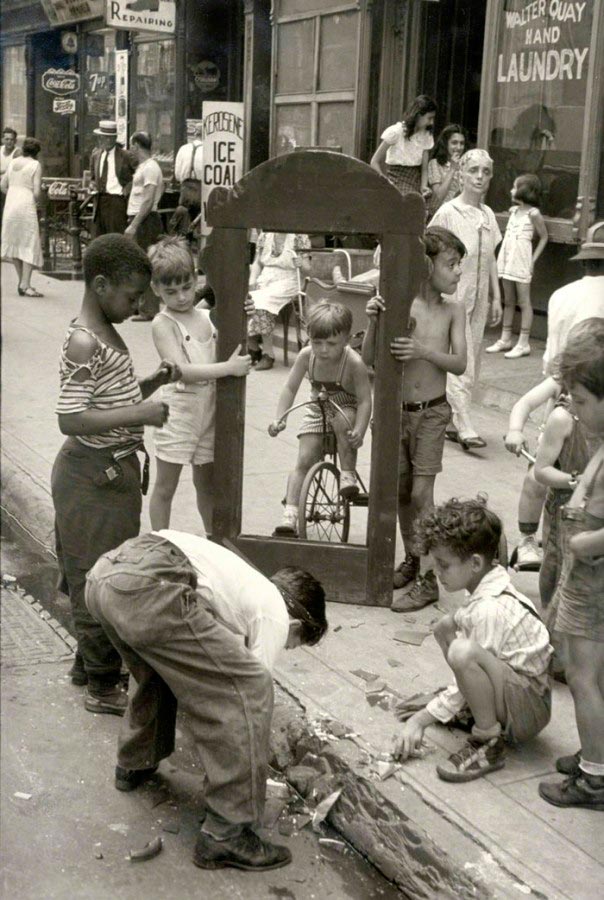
[{"left": 402, "top": 393, "right": 447, "bottom": 412}]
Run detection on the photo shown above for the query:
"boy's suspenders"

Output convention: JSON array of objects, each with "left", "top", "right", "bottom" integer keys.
[{"left": 501, "top": 589, "right": 542, "bottom": 621}]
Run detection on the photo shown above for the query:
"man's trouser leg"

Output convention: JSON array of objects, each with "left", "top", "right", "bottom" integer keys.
[
  {"left": 51, "top": 439, "right": 141, "bottom": 687},
  {"left": 86, "top": 534, "right": 273, "bottom": 827}
]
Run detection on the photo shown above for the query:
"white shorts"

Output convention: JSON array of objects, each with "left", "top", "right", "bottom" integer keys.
[{"left": 154, "top": 387, "right": 215, "bottom": 466}]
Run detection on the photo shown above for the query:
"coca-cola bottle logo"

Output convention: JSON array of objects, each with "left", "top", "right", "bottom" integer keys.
[{"left": 42, "top": 68, "right": 80, "bottom": 97}]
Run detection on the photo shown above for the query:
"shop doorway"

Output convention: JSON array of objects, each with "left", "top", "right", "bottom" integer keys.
[
  {"left": 415, "top": 0, "right": 486, "bottom": 144},
  {"left": 31, "top": 31, "right": 76, "bottom": 177}
]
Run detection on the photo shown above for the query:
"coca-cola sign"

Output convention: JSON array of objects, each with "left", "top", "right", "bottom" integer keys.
[
  {"left": 42, "top": 68, "right": 80, "bottom": 97},
  {"left": 42, "top": 177, "right": 83, "bottom": 200}
]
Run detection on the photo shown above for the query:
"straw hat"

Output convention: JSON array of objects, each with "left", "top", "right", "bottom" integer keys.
[
  {"left": 93, "top": 120, "right": 118, "bottom": 137},
  {"left": 570, "top": 221, "right": 604, "bottom": 261}
]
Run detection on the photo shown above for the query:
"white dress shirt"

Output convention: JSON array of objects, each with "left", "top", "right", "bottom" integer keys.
[
  {"left": 154, "top": 530, "right": 290, "bottom": 671},
  {"left": 542, "top": 275, "right": 604, "bottom": 375},
  {"left": 99, "top": 147, "right": 123, "bottom": 195},
  {"left": 174, "top": 140, "right": 203, "bottom": 183}
]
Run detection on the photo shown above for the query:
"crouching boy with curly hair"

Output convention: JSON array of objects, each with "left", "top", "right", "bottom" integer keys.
[{"left": 393, "top": 497, "right": 553, "bottom": 782}]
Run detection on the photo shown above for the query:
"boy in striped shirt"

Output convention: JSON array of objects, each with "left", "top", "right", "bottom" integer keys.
[
  {"left": 393, "top": 497, "right": 553, "bottom": 782},
  {"left": 52, "top": 234, "right": 179, "bottom": 716}
]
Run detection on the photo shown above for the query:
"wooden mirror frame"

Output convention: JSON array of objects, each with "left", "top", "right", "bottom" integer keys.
[{"left": 202, "top": 150, "right": 426, "bottom": 606}]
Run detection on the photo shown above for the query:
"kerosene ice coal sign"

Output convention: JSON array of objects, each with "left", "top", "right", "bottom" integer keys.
[{"left": 105, "top": 0, "right": 176, "bottom": 34}]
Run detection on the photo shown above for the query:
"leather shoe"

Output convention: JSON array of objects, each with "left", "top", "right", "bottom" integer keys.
[
  {"left": 193, "top": 826, "right": 292, "bottom": 871},
  {"left": 115, "top": 765, "right": 158, "bottom": 792}
]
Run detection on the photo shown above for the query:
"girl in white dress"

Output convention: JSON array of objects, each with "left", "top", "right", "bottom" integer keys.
[
  {"left": 487, "top": 174, "right": 548, "bottom": 359},
  {"left": 1, "top": 137, "right": 44, "bottom": 296}
]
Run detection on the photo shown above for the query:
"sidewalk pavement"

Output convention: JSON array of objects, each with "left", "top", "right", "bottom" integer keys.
[{"left": 1, "top": 262, "right": 601, "bottom": 899}]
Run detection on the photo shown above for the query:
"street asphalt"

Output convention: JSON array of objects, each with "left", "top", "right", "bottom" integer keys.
[{"left": 1, "top": 262, "right": 603, "bottom": 899}]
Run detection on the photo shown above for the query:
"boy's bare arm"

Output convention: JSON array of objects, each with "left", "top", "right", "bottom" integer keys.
[
  {"left": 349, "top": 356, "right": 373, "bottom": 441},
  {"left": 269, "top": 349, "right": 310, "bottom": 433},
  {"left": 362, "top": 296, "right": 383, "bottom": 366},
  {"left": 534, "top": 409, "right": 576, "bottom": 489},
  {"left": 505, "top": 376, "right": 560, "bottom": 454}
]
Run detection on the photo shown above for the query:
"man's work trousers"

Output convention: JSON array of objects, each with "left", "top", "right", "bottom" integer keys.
[{"left": 85, "top": 533, "right": 273, "bottom": 828}]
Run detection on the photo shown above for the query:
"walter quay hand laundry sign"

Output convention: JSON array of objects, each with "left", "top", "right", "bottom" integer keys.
[
  {"left": 105, "top": 0, "right": 175, "bottom": 34},
  {"left": 497, "top": 1, "right": 592, "bottom": 84}
]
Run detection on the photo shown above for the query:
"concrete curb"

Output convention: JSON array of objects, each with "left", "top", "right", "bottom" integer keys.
[{"left": 1, "top": 448, "right": 550, "bottom": 900}]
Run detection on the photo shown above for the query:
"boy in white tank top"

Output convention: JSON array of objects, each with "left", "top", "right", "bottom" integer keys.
[{"left": 148, "top": 238, "right": 252, "bottom": 533}]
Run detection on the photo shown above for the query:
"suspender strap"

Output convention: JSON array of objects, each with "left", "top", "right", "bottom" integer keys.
[
  {"left": 501, "top": 589, "right": 542, "bottom": 620},
  {"left": 188, "top": 144, "right": 199, "bottom": 180}
]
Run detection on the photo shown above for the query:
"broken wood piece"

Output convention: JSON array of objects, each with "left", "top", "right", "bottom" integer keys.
[
  {"left": 129, "top": 836, "right": 163, "bottom": 862},
  {"left": 350, "top": 669, "right": 379, "bottom": 682},
  {"left": 312, "top": 789, "right": 342, "bottom": 831},
  {"left": 392, "top": 627, "right": 431, "bottom": 646}
]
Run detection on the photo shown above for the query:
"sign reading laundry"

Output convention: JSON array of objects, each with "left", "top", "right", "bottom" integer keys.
[{"left": 105, "top": 0, "right": 176, "bottom": 34}]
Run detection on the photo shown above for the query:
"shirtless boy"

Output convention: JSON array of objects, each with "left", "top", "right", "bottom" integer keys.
[{"left": 362, "top": 226, "right": 467, "bottom": 611}]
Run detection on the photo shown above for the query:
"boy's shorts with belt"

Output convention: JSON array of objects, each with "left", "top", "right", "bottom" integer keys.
[{"left": 399, "top": 393, "right": 451, "bottom": 480}]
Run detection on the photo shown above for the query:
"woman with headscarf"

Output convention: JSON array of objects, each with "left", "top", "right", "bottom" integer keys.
[{"left": 429, "top": 149, "right": 503, "bottom": 450}]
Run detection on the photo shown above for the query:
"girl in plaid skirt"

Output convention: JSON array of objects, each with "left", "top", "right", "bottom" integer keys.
[{"left": 371, "top": 95, "right": 437, "bottom": 198}]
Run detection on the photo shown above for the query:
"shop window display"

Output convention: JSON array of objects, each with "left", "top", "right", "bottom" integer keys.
[
  {"left": 2, "top": 45, "right": 27, "bottom": 140},
  {"left": 133, "top": 38, "right": 176, "bottom": 176}
]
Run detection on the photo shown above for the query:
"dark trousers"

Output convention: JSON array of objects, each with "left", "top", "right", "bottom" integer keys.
[
  {"left": 94, "top": 194, "right": 128, "bottom": 236},
  {"left": 129, "top": 211, "right": 163, "bottom": 317},
  {"left": 85, "top": 533, "right": 273, "bottom": 827},
  {"left": 51, "top": 438, "right": 142, "bottom": 686}
]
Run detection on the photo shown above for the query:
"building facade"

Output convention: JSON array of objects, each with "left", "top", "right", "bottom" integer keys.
[{"left": 2, "top": 0, "right": 602, "bottom": 314}]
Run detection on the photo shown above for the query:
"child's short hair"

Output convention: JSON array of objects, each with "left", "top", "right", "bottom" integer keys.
[
  {"left": 307, "top": 301, "right": 353, "bottom": 339},
  {"left": 417, "top": 496, "right": 502, "bottom": 563},
  {"left": 514, "top": 174, "right": 542, "bottom": 207},
  {"left": 424, "top": 226, "right": 466, "bottom": 261},
  {"left": 271, "top": 567, "right": 327, "bottom": 646},
  {"left": 131, "top": 130, "right": 152, "bottom": 151},
  {"left": 148, "top": 236, "right": 195, "bottom": 284},
  {"left": 558, "top": 318, "right": 604, "bottom": 400},
  {"left": 83, "top": 233, "right": 152, "bottom": 287}
]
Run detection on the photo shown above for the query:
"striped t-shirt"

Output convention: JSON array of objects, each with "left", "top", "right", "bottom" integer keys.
[{"left": 56, "top": 324, "right": 143, "bottom": 459}]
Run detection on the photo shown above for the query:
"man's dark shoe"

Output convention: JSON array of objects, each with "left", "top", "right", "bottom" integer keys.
[
  {"left": 193, "top": 826, "right": 292, "bottom": 871},
  {"left": 69, "top": 653, "right": 88, "bottom": 686},
  {"left": 556, "top": 749, "right": 581, "bottom": 776},
  {"left": 392, "top": 555, "right": 420, "bottom": 590},
  {"left": 84, "top": 685, "right": 128, "bottom": 716},
  {"left": 115, "top": 765, "right": 159, "bottom": 792},
  {"left": 539, "top": 773, "right": 604, "bottom": 810},
  {"left": 391, "top": 570, "right": 439, "bottom": 612}
]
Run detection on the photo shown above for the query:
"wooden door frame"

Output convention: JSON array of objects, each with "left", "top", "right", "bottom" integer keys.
[{"left": 201, "top": 150, "right": 426, "bottom": 606}]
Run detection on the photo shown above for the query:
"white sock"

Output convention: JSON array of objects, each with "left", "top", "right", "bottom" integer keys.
[
  {"left": 517, "top": 329, "right": 531, "bottom": 349},
  {"left": 284, "top": 504, "right": 297, "bottom": 518},
  {"left": 579, "top": 758, "right": 604, "bottom": 777},
  {"left": 501, "top": 327, "right": 512, "bottom": 343},
  {"left": 471, "top": 722, "right": 502, "bottom": 741}
]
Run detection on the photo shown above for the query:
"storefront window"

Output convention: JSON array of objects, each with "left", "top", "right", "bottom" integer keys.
[
  {"left": 275, "top": 105, "right": 311, "bottom": 153},
  {"left": 82, "top": 30, "right": 116, "bottom": 171},
  {"left": 273, "top": 2, "right": 359, "bottom": 156},
  {"left": 487, "top": 0, "right": 594, "bottom": 218},
  {"left": 133, "top": 37, "right": 176, "bottom": 175},
  {"left": 2, "top": 45, "right": 27, "bottom": 140}
]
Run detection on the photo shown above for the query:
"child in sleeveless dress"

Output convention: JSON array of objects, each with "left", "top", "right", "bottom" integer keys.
[
  {"left": 487, "top": 174, "right": 548, "bottom": 359},
  {"left": 538, "top": 318, "right": 604, "bottom": 811},
  {"left": 268, "top": 301, "right": 372, "bottom": 537},
  {"left": 148, "top": 238, "right": 252, "bottom": 533}
]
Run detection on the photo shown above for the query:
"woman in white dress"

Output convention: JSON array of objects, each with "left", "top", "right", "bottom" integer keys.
[
  {"left": 1, "top": 137, "right": 44, "bottom": 297},
  {"left": 247, "top": 231, "right": 311, "bottom": 370}
]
